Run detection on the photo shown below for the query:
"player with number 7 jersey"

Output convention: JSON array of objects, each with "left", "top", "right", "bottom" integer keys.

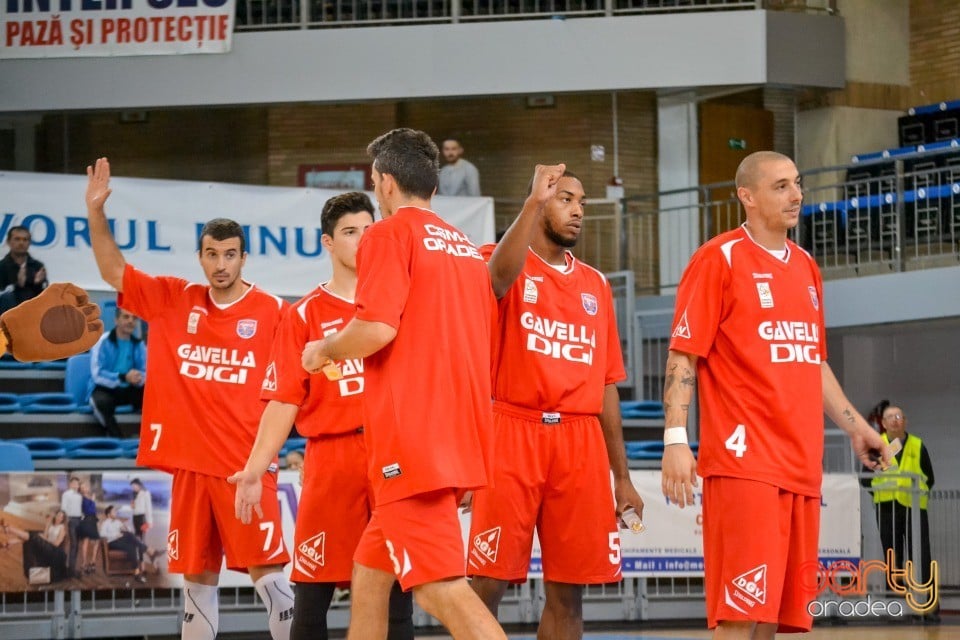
[{"left": 86, "top": 157, "right": 294, "bottom": 640}]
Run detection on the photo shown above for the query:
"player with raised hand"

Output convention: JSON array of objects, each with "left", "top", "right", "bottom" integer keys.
[
  {"left": 85, "top": 157, "right": 294, "bottom": 640},
  {"left": 468, "top": 163, "right": 644, "bottom": 640}
]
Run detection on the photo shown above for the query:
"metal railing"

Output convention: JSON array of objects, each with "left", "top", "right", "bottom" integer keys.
[
  {"left": 610, "top": 145, "right": 960, "bottom": 297},
  {"left": 233, "top": 0, "right": 837, "bottom": 31}
]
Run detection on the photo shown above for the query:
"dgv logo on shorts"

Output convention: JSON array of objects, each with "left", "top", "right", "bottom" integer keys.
[
  {"left": 468, "top": 526, "right": 501, "bottom": 569},
  {"left": 732, "top": 564, "right": 767, "bottom": 606}
]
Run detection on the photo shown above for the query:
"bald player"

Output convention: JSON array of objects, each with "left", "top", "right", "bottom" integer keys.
[{"left": 661, "top": 151, "right": 890, "bottom": 639}]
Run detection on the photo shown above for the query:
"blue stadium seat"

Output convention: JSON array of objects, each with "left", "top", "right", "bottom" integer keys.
[
  {"left": 625, "top": 441, "right": 665, "bottom": 460},
  {"left": 36, "top": 359, "right": 68, "bottom": 370},
  {"left": 0, "top": 353, "right": 33, "bottom": 370},
  {"left": 0, "top": 441, "right": 35, "bottom": 471},
  {"left": 0, "top": 393, "right": 20, "bottom": 413},
  {"left": 64, "top": 352, "right": 94, "bottom": 413},
  {"left": 63, "top": 437, "right": 125, "bottom": 459},
  {"left": 620, "top": 401, "right": 665, "bottom": 420},
  {"left": 19, "top": 392, "right": 79, "bottom": 414},
  {"left": 10, "top": 437, "right": 67, "bottom": 459},
  {"left": 120, "top": 438, "right": 140, "bottom": 458}
]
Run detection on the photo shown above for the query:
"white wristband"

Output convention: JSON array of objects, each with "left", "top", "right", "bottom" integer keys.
[{"left": 663, "top": 427, "right": 689, "bottom": 446}]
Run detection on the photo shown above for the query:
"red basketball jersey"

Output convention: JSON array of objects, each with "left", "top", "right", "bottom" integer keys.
[
  {"left": 260, "top": 284, "right": 364, "bottom": 436},
  {"left": 354, "top": 207, "right": 496, "bottom": 506},
  {"left": 119, "top": 265, "right": 286, "bottom": 478},
  {"left": 486, "top": 245, "right": 626, "bottom": 414},
  {"left": 669, "top": 226, "right": 827, "bottom": 497}
]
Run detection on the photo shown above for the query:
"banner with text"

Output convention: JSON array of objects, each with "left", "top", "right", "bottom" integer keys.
[
  {"left": 1, "top": 0, "right": 236, "bottom": 59},
  {"left": 0, "top": 170, "right": 495, "bottom": 298},
  {"left": 465, "top": 471, "right": 862, "bottom": 578}
]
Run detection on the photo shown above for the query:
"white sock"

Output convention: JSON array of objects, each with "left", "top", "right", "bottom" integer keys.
[
  {"left": 181, "top": 581, "right": 219, "bottom": 640},
  {"left": 254, "top": 572, "right": 295, "bottom": 640}
]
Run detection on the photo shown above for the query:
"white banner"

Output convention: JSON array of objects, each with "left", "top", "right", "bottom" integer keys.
[
  {"left": 494, "top": 471, "right": 862, "bottom": 578},
  {"left": 0, "top": 171, "right": 496, "bottom": 298},
  {"left": 1, "top": 0, "right": 236, "bottom": 59}
]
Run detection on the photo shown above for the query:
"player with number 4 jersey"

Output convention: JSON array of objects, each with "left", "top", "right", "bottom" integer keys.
[
  {"left": 86, "top": 158, "right": 294, "bottom": 640},
  {"left": 661, "top": 151, "right": 889, "bottom": 639}
]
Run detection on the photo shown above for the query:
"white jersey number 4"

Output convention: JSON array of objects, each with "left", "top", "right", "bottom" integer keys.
[{"left": 725, "top": 424, "right": 747, "bottom": 458}]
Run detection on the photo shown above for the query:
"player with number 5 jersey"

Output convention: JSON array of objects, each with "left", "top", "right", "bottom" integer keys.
[{"left": 86, "top": 158, "right": 294, "bottom": 640}]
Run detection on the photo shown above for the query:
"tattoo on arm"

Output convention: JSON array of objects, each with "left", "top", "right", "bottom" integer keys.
[
  {"left": 681, "top": 368, "right": 696, "bottom": 387},
  {"left": 842, "top": 408, "right": 856, "bottom": 424}
]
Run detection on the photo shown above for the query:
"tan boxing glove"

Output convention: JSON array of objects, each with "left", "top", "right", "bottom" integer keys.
[{"left": 0, "top": 283, "right": 104, "bottom": 362}]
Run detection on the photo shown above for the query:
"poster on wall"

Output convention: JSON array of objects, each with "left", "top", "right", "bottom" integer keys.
[
  {"left": 0, "top": 470, "right": 860, "bottom": 592},
  {"left": 0, "top": 0, "right": 237, "bottom": 59}
]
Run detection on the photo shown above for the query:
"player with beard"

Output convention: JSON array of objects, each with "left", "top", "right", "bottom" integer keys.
[
  {"left": 467, "top": 165, "right": 644, "bottom": 640},
  {"left": 86, "top": 158, "right": 294, "bottom": 640}
]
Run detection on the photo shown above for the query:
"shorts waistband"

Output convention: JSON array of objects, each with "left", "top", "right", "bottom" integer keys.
[{"left": 492, "top": 401, "right": 593, "bottom": 425}]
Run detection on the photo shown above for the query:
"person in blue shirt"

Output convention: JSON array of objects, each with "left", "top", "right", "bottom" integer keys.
[{"left": 89, "top": 306, "right": 146, "bottom": 437}]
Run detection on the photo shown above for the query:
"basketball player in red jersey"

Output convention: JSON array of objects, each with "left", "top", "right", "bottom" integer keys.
[
  {"left": 301, "top": 128, "right": 505, "bottom": 640},
  {"left": 86, "top": 158, "right": 294, "bottom": 640},
  {"left": 229, "top": 192, "right": 413, "bottom": 640},
  {"left": 467, "top": 164, "right": 644, "bottom": 639},
  {"left": 662, "top": 151, "right": 890, "bottom": 639}
]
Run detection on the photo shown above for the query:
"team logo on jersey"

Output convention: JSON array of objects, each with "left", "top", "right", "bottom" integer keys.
[
  {"left": 167, "top": 529, "right": 179, "bottom": 561},
  {"left": 297, "top": 531, "right": 326, "bottom": 570},
  {"left": 731, "top": 564, "right": 767, "bottom": 606},
  {"left": 808, "top": 286, "right": 819, "bottom": 310},
  {"left": 236, "top": 319, "right": 258, "bottom": 339},
  {"left": 262, "top": 363, "right": 278, "bottom": 392},
  {"left": 187, "top": 311, "right": 201, "bottom": 335},
  {"left": 523, "top": 278, "right": 539, "bottom": 304},
  {"left": 756, "top": 282, "right": 774, "bottom": 309},
  {"left": 581, "top": 293, "right": 598, "bottom": 315},
  {"left": 471, "top": 526, "right": 501, "bottom": 565},
  {"left": 672, "top": 310, "right": 691, "bottom": 339}
]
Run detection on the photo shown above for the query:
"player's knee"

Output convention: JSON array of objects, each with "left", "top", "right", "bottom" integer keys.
[
  {"left": 544, "top": 582, "right": 583, "bottom": 617},
  {"left": 470, "top": 575, "right": 509, "bottom": 609}
]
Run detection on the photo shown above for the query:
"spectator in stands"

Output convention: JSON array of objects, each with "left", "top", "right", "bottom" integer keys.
[
  {"left": 130, "top": 478, "right": 153, "bottom": 543},
  {"left": 284, "top": 449, "right": 304, "bottom": 472},
  {"left": 863, "top": 399, "right": 938, "bottom": 621},
  {"left": 99, "top": 505, "right": 163, "bottom": 584},
  {"left": 0, "top": 226, "right": 48, "bottom": 314},
  {"left": 61, "top": 476, "right": 83, "bottom": 577},
  {"left": 438, "top": 137, "right": 481, "bottom": 197},
  {"left": 88, "top": 307, "right": 146, "bottom": 437},
  {"left": 77, "top": 481, "right": 101, "bottom": 574}
]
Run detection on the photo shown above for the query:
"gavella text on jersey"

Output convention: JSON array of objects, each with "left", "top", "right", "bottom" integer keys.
[
  {"left": 757, "top": 320, "right": 821, "bottom": 364},
  {"left": 520, "top": 311, "right": 596, "bottom": 365},
  {"left": 177, "top": 344, "right": 257, "bottom": 384}
]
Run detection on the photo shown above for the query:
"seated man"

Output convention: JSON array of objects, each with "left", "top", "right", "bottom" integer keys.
[
  {"left": 89, "top": 307, "right": 146, "bottom": 437},
  {"left": 0, "top": 226, "right": 47, "bottom": 314}
]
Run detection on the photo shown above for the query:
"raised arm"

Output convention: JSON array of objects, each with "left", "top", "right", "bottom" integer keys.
[
  {"left": 85, "top": 157, "right": 126, "bottom": 291},
  {"left": 660, "top": 349, "right": 699, "bottom": 508},
  {"left": 487, "top": 163, "right": 565, "bottom": 298},
  {"left": 821, "top": 362, "right": 889, "bottom": 470}
]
